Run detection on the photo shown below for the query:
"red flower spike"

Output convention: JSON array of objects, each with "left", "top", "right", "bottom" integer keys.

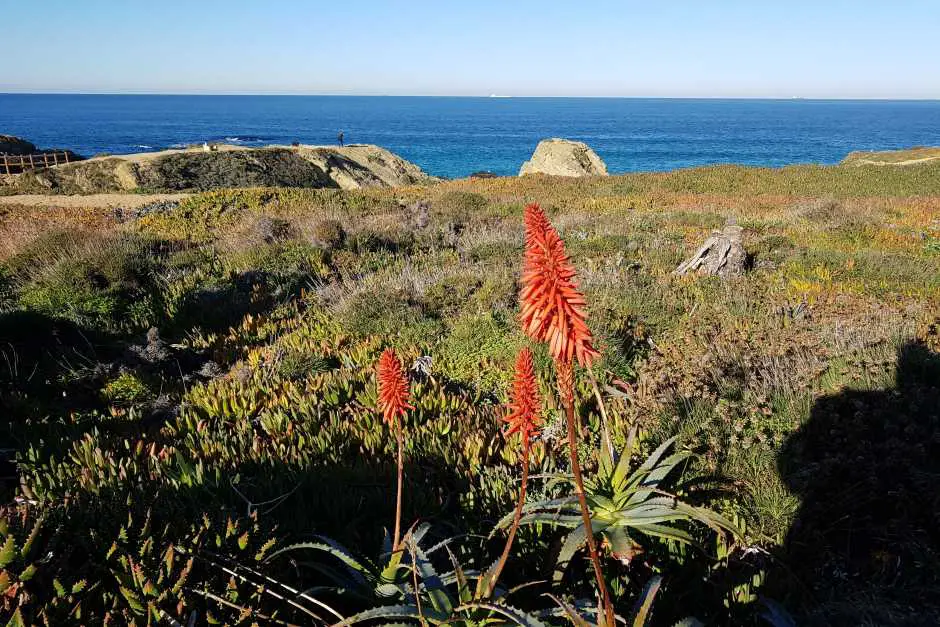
[
  {"left": 519, "top": 203, "right": 600, "bottom": 367},
  {"left": 503, "top": 348, "right": 542, "bottom": 443},
  {"left": 377, "top": 348, "right": 413, "bottom": 426}
]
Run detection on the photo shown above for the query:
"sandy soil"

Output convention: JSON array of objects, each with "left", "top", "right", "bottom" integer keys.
[
  {"left": 849, "top": 155, "right": 940, "bottom": 166},
  {"left": 0, "top": 192, "right": 190, "bottom": 208}
]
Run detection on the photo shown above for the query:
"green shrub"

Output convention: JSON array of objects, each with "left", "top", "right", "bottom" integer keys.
[
  {"left": 437, "top": 311, "right": 524, "bottom": 391},
  {"left": 337, "top": 289, "right": 443, "bottom": 344},
  {"left": 310, "top": 218, "right": 346, "bottom": 250},
  {"left": 101, "top": 371, "right": 151, "bottom": 406},
  {"left": 15, "top": 234, "right": 163, "bottom": 332},
  {"left": 421, "top": 274, "right": 482, "bottom": 319},
  {"left": 437, "top": 191, "right": 488, "bottom": 219}
]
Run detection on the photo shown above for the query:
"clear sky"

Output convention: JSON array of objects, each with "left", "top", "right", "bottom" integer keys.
[{"left": 3, "top": 0, "right": 938, "bottom": 98}]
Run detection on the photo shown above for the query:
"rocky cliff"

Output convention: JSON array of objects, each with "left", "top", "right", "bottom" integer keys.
[
  {"left": 519, "top": 138, "right": 608, "bottom": 177},
  {"left": 2, "top": 144, "right": 436, "bottom": 194}
]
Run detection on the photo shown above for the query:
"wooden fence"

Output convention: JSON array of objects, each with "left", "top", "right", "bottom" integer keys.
[{"left": 1, "top": 151, "right": 72, "bottom": 175}]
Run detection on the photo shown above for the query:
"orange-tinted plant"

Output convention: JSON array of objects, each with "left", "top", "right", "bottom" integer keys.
[
  {"left": 485, "top": 347, "right": 541, "bottom": 597},
  {"left": 377, "top": 347, "right": 413, "bottom": 551},
  {"left": 518, "top": 203, "right": 613, "bottom": 626}
]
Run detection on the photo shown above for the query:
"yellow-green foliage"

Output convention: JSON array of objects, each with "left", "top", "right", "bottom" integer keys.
[{"left": 101, "top": 372, "right": 151, "bottom": 406}]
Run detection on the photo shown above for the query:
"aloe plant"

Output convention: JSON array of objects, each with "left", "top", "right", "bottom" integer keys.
[
  {"left": 266, "top": 523, "right": 547, "bottom": 626},
  {"left": 499, "top": 433, "right": 741, "bottom": 582}
]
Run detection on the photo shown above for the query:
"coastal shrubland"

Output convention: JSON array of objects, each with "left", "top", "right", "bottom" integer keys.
[{"left": 1, "top": 161, "right": 938, "bottom": 625}]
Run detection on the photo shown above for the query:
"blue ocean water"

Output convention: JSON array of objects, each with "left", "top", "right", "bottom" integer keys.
[{"left": 1, "top": 94, "right": 939, "bottom": 179}]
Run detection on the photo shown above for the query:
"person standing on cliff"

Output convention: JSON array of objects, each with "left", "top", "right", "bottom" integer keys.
[{"left": 337, "top": 130, "right": 344, "bottom": 147}]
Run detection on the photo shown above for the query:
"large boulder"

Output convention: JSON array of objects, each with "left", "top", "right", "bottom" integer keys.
[
  {"left": 0, "top": 135, "right": 38, "bottom": 155},
  {"left": 519, "top": 138, "right": 608, "bottom": 177}
]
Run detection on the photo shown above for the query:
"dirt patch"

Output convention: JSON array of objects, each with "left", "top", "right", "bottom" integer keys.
[{"left": 0, "top": 193, "right": 189, "bottom": 209}]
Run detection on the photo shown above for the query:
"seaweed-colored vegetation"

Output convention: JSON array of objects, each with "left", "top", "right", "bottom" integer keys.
[{"left": 1, "top": 160, "right": 939, "bottom": 625}]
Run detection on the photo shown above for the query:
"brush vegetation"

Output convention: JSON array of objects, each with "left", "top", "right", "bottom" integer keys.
[{"left": 1, "top": 161, "right": 939, "bottom": 625}]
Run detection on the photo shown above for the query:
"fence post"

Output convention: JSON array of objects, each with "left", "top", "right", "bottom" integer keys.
[
  {"left": 28, "top": 154, "right": 34, "bottom": 170},
  {"left": 2, "top": 156, "right": 8, "bottom": 175}
]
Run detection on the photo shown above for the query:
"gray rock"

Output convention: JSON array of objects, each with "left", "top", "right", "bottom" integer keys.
[{"left": 674, "top": 224, "right": 748, "bottom": 278}]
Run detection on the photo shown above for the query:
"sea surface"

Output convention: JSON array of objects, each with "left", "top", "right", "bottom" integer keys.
[{"left": 2, "top": 94, "right": 939, "bottom": 178}]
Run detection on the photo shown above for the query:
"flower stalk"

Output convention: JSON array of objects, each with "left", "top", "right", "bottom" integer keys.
[
  {"left": 518, "top": 203, "right": 614, "bottom": 626},
  {"left": 377, "top": 347, "right": 413, "bottom": 552},
  {"left": 557, "top": 359, "right": 614, "bottom": 627}
]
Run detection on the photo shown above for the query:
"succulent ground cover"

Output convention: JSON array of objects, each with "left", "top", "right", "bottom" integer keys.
[{"left": 1, "top": 162, "right": 938, "bottom": 625}]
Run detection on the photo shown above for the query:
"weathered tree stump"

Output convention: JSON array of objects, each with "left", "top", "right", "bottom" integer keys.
[{"left": 674, "top": 224, "right": 747, "bottom": 278}]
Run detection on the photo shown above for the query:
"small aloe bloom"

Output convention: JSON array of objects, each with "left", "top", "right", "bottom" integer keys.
[
  {"left": 503, "top": 347, "right": 542, "bottom": 445},
  {"left": 377, "top": 347, "right": 413, "bottom": 427},
  {"left": 485, "top": 347, "right": 542, "bottom": 598},
  {"left": 519, "top": 203, "right": 599, "bottom": 367}
]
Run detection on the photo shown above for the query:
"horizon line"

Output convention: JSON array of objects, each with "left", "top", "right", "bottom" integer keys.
[{"left": 2, "top": 91, "right": 940, "bottom": 102}]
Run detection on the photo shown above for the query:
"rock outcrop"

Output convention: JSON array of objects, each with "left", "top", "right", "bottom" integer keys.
[
  {"left": 0, "top": 135, "right": 38, "bottom": 155},
  {"left": 674, "top": 224, "right": 748, "bottom": 278},
  {"left": 519, "top": 138, "right": 608, "bottom": 177},
  {"left": 294, "top": 144, "right": 435, "bottom": 190},
  {"left": 0, "top": 135, "right": 83, "bottom": 163},
  {"left": 3, "top": 144, "right": 437, "bottom": 194}
]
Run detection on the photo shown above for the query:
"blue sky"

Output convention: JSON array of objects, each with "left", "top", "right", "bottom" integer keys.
[{"left": 3, "top": 1, "right": 938, "bottom": 98}]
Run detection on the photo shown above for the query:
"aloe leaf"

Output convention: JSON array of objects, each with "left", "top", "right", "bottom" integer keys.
[
  {"left": 623, "top": 522, "right": 697, "bottom": 546},
  {"left": 493, "top": 496, "right": 578, "bottom": 532},
  {"left": 266, "top": 537, "right": 374, "bottom": 573},
  {"left": 409, "top": 536, "right": 453, "bottom": 616},
  {"left": 637, "top": 436, "right": 677, "bottom": 475},
  {"left": 554, "top": 522, "right": 611, "bottom": 584},
  {"left": 334, "top": 604, "right": 445, "bottom": 626},
  {"left": 445, "top": 546, "right": 472, "bottom": 604},
  {"left": 455, "top": 601, "right": 549, "bottom": 627},
  {"left": 630, "top": 574, "right": 662, "bottom": 627},
  {"left": 612, "top": 428, "right": 638, "bottom": 489}
]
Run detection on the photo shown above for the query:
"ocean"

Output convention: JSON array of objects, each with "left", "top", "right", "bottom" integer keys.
[{"left": 1, "top": 94, "right": 939, "bottom": 179}]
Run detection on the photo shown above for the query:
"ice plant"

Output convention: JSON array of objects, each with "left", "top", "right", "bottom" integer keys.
[
  {"left": 518, "top": 203, "right": 614, "bottom": 626},
  {"left": 485, "top": 347, "right": 542, "bottom": 597},
  {"left": 377, "top": 347, "right": 413, "bottom": 551}
]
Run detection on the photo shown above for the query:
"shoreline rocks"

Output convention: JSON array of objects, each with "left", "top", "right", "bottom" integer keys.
[
  {"left": 520, "top": 138, "right": 608, "bottom": 177},
  {"left": 0, "top": 136, "right": 38, "bottom": 156},
  {"left": 0, "top": 135, "right": 83, "bottom": 163}
]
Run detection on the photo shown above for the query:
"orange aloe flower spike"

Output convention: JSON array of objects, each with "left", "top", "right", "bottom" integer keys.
[
  {"left": 377, "top": 348, "right": 413, "bottom": 426},
  {"left": 503, "top": 347, "right": 542, "bottom": 444},
  {"left": 519, "top": 203, "right": 600, "bottom": 367}
]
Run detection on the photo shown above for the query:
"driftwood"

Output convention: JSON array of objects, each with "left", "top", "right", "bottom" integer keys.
[{"left": 674, "top": 224, "right": 747, "bottom": 278}]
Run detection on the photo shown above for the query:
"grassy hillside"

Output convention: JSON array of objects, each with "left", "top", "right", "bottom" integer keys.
[{"left": 1, "top": 162, "right": 939, "bottom": 625}]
